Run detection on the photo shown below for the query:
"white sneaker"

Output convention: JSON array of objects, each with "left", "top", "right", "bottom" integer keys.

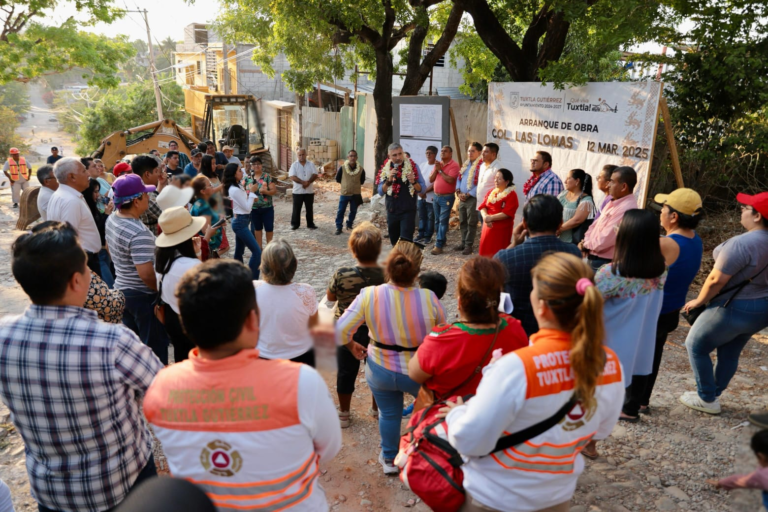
[
  {"left": 679, "top": 391, "right": 721, "bottom": 414},
  {"left": 378, "top": 451, "right": 399, "bottom": 475}
]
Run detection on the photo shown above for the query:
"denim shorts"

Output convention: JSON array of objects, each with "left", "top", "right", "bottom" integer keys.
[{"left": 250, "top": 207, "right": 274, "bottom": 232}]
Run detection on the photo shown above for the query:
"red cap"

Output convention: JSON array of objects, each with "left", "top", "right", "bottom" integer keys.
[
  {"left": 737, "top": 192, "right": 768, "bottom": 218},
  {"left": 9, "top": 148, "right": 19, "bottom": 155},
  {"left": 113, "top": 162, "right": 131, "bottom": 177}
]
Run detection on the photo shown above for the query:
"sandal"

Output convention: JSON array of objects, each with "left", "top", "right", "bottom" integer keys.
[
  {"left": 339, "top": 411, "right": 351, "bottom": 428},
  {"left": 619, "top": 412, "right": 640, "bottom": 423},
  {"left": 581, "top": 440, "right": 599, "bottom": 460},
  {"left": 639, "top": 406, "right": 651, "bottom": 415}
]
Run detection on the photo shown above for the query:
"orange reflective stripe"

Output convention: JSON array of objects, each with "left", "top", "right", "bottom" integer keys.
[{"left": 209, "top": 467, "right": 316, "bottom": 512}]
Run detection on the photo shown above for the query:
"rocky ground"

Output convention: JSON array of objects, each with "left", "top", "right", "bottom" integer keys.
[{"left": 0, "top": 171, "right": 765, "bottom": 511}]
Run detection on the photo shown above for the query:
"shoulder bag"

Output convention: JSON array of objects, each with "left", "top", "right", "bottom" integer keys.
[{"left": 683, "top": 261, "right": 768, "bottom": 326}]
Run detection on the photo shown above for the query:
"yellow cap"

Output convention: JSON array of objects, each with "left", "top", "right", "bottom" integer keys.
[{"left": 654, "top": 188, "right": 703, "bottom": 216}]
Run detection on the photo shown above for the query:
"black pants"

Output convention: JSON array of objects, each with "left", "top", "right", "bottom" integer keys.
[
  {"left": 86, "top": 251, "right": 103, "bottom": 279},
  {"left": 337, "top": 326, "right": 370, "bottom": 394},
  {"left": 290, "top": 348, "right": 316, "bottom": 367},
  {"left": 623, "top": 309, "right": 681, "bottom": 416},
  {"left": 291, "top": 193, "right": 315, "bottom": 228},
  {"left": 114, "top": 476, "right": 215, "bottom": 512},
  {"left": 386, "top": 210, "right": 416, "bottom": 246},
  {"left": 164, "top": 308, "right": 196, "bottom": 363},
  {"left": 38, "top": 455, "right": 157, "bottom": 512}
]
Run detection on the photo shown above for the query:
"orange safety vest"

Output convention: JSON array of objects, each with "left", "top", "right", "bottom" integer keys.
[{"left": 7, "top": 157, "right": 29, "bottom": 181}]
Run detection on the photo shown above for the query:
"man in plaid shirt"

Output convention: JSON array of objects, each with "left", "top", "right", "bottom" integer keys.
[
  {"left": 523, "top": 150, "right": 564, "bottom": 204},
  {"left": 0, "top": 221, "right": 163, "bottom": 512}
]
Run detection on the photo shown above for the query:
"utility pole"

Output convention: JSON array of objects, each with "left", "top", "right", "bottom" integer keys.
[
  {"left": 137, "top": 9, "right": 164, "bottom": 121},
  {"left": 222, "top": 42, "right": 230, "bottom": 94}
]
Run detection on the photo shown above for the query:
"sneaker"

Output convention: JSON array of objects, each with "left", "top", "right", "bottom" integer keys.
[
  {"left": 291, "top": 226, "right": 299, "bottom": 231},
  {"left": 12, "top": 203, "right": 17, "bottom": 208},
  {"left": 346, "top": 225, "right": 354, "bottom": 231},
  {"left": 748, "top": 411, "right": 768, "bottom": 429},
  {"left": 378, "top": 451, "right": 399, "bottom": 475},
  {"left": 431, "top": 246, "right": 443, "bottom": 255},
  {"left": 338, "top": 411, "right": 351, "bottom": 429},
  {"left": 462, "top": 247, "right": 473, "bottom": 255},
  {"left": 335, "top": 229, "right": 343, "bottom": 235},
  {"left": 307, "top": 225, "right": 318, "bottom": 230},
  {"left": 679, "top": 391, "right": 721, "bottom": 414},
  {"left": 414, "top": 237, "right": 426, "bottom": 244},
  {"left": 403, "top": 403, "right": 414, "bottom": 418},
  {"left": 453, "top": 244, "right": 465, "bottom": 251}
]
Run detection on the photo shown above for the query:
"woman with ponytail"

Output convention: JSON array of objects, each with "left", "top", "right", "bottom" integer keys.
[
  {"left": 442, "top": 252, "right": 624, "bottom": 512},
  {"left": 558, "top": 168, "right": 596, "bottom": 244},
  {"left": 336, "top": 239, "right": 445, "bottom": 476}
]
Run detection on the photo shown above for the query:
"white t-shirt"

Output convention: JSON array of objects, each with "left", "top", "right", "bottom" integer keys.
[
  {"left": 37, "top": 186, "right": 54, "bottom": 222},
  {"left": 476, "top": 160, "right": 499, "bottom": 210},
  {"left": 288, "top": 161, "right": 318, "bottom": 195},
  {"left": 253, "top": 281, "right": 318, "bottom": 359},
  {"left": 419, "top": 161, "right": 436, "bottom": 203},
  {"left": 156, "top": 257, "right": 200, "bottom": 314}
]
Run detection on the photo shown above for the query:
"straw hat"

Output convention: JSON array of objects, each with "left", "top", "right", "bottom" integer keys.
[{"left": 156, "top": 206, "right": 206, "bottom": 248}]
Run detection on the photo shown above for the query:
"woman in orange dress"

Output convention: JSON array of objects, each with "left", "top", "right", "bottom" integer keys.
[{"left": 478, "top": 168, "right": 519, "bottom": 258}]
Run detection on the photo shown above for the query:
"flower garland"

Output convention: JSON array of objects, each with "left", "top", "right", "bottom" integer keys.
[
  {"left": 487, "top": 185, "right": 516, "bottom": 204},
  {"left": 342, "top": 160, "right": 362, "bottom": 176},
  {"left": 376, "top": 158, "right": 419, "bottom": 198},
  {"left": 459, "top": 156, "right": 483, "bottom": 187}
]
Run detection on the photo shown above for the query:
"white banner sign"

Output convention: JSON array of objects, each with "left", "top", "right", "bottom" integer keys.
[{"left": 487, "top": 81, "right": 663, "bottom": 218}]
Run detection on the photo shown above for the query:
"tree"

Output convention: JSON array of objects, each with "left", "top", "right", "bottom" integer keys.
[
  {"left": 451, "top": 0, "right": 673, "bottom": 86},
  {"left": 56, "top": 80, "right": 190, "bottom": 154},
  {"left": 0, "top": 106, "right": 28, "bottom": 157},
  {"left": 215, "top": 0, "right": 463, "bottom": 167},
  {"left": 0, "top": 1, "right": 135, "bottom": 87},
  {"left": 0, "top": 82, "right": 31, "bottom": 113}
]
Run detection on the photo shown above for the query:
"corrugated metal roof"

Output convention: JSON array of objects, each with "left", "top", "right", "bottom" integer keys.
[
  {"left": 318, "top": 84, "right": 347, "bottom": 97},
  {"left": 437, "top": 87, "right": 471, "bottom": 100}
]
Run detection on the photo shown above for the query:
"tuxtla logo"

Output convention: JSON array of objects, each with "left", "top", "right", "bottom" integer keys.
[{"left": 509, "top": 91, "right": 519, "bottom": 109}]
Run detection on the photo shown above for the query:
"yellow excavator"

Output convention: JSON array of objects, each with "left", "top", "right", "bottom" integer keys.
[{"left": 90, "top": 118, "right": 200, "bottom": 170}]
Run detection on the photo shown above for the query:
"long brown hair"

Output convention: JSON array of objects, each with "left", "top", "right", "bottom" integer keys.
[{"left": 531, "top": 252, "right": 605, "bottom": 412}]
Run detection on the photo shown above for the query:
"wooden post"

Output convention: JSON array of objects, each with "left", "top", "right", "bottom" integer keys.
[
  {"left": 659, "top": 97, "right": 684, "bottom": 188},
  {"left": 449, "top": 107, "right": 462, "bottom": 166}
]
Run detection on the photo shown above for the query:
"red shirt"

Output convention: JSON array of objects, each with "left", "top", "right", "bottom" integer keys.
[
  {"left": 432, "top": 159, "right": 460, "bottom": 195},
  {"left": 417, "top": 313, "right": 528, "bottom": 398}
]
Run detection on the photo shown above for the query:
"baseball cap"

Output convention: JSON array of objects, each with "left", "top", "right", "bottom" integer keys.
[
  {"left": 112, "top": 174, "right": 155, "bottom": 204},
  {"left": 654, "top": 188, "right": 703, "bottom": 216},
  {"left": 736, "top": 192, "right": 768, "bottom": 218},
  {"left": 51, "top": 147, "right": 58, "bottom": 151},
  {"left": 191, "top": 149, "right": 202, "bottom": 157},
  {"left": 113, "top": 162, "right": 132, "bottom": 177},
  {"left": 9, "top": 148, "right": 19, "bottom": 155}
]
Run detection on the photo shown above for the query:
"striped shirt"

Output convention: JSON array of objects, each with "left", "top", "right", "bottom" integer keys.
[
  {"left": 106, "top": 214, "right": 156, "bottom": 293},
  {"left": 0, "top": 305, "right": 163, "bottom": 512},
  {"left": 336, "top": 284, "right": 445, "bottom": 373}
]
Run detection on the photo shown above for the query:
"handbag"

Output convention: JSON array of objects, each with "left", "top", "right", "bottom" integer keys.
[
  {"left": 353, "top": 193, "right": 364, "bottom": 207},
  {"left": 413, "top": 319, "right": 502, "bottom": 413},
  {"left": 153, "top": 278, "right": 166, "bottom": 325},
  {"left": 571, "top": 193, "right": 593, "bottom": 244},
  {"left": 682, "top": 262, "right": 768, "bottom": 326}
]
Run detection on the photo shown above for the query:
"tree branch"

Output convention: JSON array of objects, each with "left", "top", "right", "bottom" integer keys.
[
  {"left": 390, "top": 22, "right": 416, "bottom": 50},
  {"left": 400, "top": 3, "right": 464, "bottom": 95},
  {"left": 536, "top": 9, "right": 570, "bottom": 71}
]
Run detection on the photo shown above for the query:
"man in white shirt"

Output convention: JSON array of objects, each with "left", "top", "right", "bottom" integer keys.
[
  {"left": 476, "top": 142, "right": 501, "bottom": 212},
  {"left": 36, "top": 165, "right": 58, "bottom": 222},
  {"left": 288, "top": 148, "right": 318, "bottom": 230},
  {"left": 47, "top": 157, "right": 103, "bottom": 278},
  {"left": 416, "top": 146, "right": 437, "bottom": 244}
]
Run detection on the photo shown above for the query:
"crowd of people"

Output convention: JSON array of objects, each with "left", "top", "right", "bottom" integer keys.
[{"left": 0, "top": 139, "right": 766, "bottom": 512}]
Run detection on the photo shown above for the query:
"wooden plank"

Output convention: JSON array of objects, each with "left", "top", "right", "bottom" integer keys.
[
  {"left": 659, "top": 97, "right": 684, "bottom": 188},
  {"left": 449, "top": 107, "right": 462, "bottom": 166}
]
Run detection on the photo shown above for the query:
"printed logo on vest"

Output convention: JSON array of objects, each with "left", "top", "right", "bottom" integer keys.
[
  {"left": 200, "top": 440, "right": 243, "bottom": 477},
  {"left": 560, "top": 401, "right": 596, "bottom": 432}
]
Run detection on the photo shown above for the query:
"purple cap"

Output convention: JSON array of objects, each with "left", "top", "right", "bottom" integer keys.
[{"left": 112, "top": 174, "right": 156, "bottom": 204}]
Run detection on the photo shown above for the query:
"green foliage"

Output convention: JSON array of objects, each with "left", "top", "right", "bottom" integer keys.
[
  {"left": 0, "top": 1, "right": 135, "bottom": 87},
  {"left": 56, "top": 80, "right": 189, "bottom": 154},
  {"left": 0, "top": 107, "right": 29, "bottom": 157},
  {"left": 0, "top": 83, "right": 31, "bottom": 113}
]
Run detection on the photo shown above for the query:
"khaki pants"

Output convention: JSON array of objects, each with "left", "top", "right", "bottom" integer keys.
[
  {"left": 11, "top": 176, "right": 29, "bottom": 204},
  {"left": 458, "top": 493, "right": 569, "bottom": 512},
  {"left": 458, "top": 195, "right": 478, "bottom": 249}
]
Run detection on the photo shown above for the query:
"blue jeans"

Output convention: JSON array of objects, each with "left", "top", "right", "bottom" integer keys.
[
  {"left": 365, "top": 359, "right": 420, "bottom": 460},
  {"left": 122, "top": 289, "right": 169, "bottom": 365},
  {"left": 432, "top": 195, "right": 455, "bottom": 248},
  {"left": 232, "top": 215, "right": 261, "bottom": 280},
  {"left": 417, "top": 199, "right": 434, "bottom": 241},
  {"left": 98, "top": 248, "right": 114, "bottom": 288},
  {"left": 685, "top": 297, "right": 768, "bottom": 402},
  {"left": 335, "top": 195, "right": 358, "bottom": 230}
]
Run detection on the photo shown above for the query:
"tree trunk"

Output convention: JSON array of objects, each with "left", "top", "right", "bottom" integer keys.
[{"left": 373, "top": 47, "right": 395, "bottom": 172}]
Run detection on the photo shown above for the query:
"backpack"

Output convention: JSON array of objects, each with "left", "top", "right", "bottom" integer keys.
[{"left": 397, "top": 394, "right": 577, "bottom": 512}]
